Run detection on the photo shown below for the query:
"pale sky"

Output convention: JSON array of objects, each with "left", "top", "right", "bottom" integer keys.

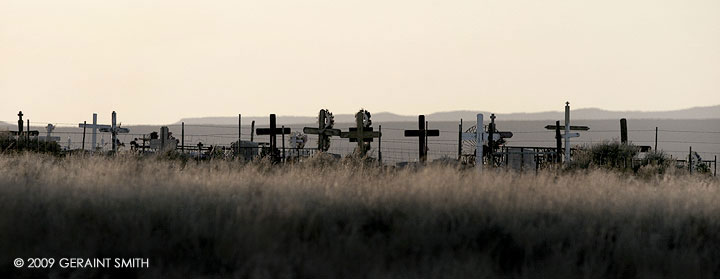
[{"left": 1, "top": 0, "right": 718, "bottom": 125}]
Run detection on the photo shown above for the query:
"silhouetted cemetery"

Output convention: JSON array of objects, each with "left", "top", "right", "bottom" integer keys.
[{"left": 1, "top": 102, "right": 717, "bottom": 175}]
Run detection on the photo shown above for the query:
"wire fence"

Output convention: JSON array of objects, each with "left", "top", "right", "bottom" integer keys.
[{"left": 5, "top": 119, "right": 719, "bottom": 166}]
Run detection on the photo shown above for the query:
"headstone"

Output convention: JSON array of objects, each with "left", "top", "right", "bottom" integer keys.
[
  {"left": 507, "top": 147, "right": 537, "bottom": 172},
  {"left": 149, "top": 126, "right": 177, "bottom": 152}
]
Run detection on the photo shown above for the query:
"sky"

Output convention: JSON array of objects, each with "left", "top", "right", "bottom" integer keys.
[{"left": 1, "top": 0, "right": 719, "bottom": 125}]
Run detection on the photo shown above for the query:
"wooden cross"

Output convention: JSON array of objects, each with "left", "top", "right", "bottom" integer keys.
[
  {"left": 303, "top": 109, "right": 341, "bottom": 152},
  {"left": 255, "top": 114, "right": 291, "bottom": 162},
  {"left": 97, "top": 111, "right": 130, "bottom": 153},
  {"left": 341, "top": 110, "right": 381, "bottom": 156},
  {"left": 544, "top": 102, "right": 589, "bottom": 163},
  {"left": 404, "top": 115, "right": 440, "bottom": 162}
]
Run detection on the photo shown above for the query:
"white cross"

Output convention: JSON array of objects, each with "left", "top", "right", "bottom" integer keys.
[
  {"left": 462, "top": 114, "right": 488, "bottom": 172},
  {"left": 45, "top": 124, "right": 60, "bottom": 142},
  {"left": 97, "top": 111, "right": 129, "bottom": 153},
  {"left": 564, "top": 102, "right": 577, "bottom": 163},
  {"left": 78, "top": 113, "right": 109, "bottom": 151}
]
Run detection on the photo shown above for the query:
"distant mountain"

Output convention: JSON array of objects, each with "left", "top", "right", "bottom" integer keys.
[{"left": 176, "top": 105, "right": 720, "bottom": 125}]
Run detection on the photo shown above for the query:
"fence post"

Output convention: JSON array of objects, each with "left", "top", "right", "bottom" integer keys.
[
  {"left": 620, "top": 118, "right": 628, "bottom": 144},
  {"left": 654, "top": 127, "right": 658, "bottom": 152},
  {"left": 378, "top": 125, "right": 383, "bottom": 165},
  {"left": 82, "top": 121, "right": 87, "bottom": 151},
  {"left": 458, "top": 119, "right": 462, "bottom": 161},
  {"left": 689, "top": 146, "right": 693, "bottom": 174},
  {"left": 250, "top": 121, "right": 255, "bottom": 142},
  {"left": 281, "top": 125, "right": 286, "bottom": 163},
  {"left": 488, "top": 114, "right": 495, "bottom": 166},
  {"left": 555, "top": 120, "right": 562, "bottom": 164},
  {"left": 242, "top": 114, "right": 245, "bottom": 155},
  {"left": 181, "top": 122, "right": 185, "bottom": 153}
]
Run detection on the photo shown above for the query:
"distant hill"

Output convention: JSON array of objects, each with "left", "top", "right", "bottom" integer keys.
[{"left": 176, "top": 105, "right": 720, "bottom": 125}]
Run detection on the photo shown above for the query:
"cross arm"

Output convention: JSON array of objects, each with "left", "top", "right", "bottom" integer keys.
[
  {"left": 256, "top": 128, "right": 291, "bottom": 135},
  {"left": 303, "top": 127, "right": 341, "bottom": 136},
  {"left": 99, "top": 127, "right": 130, "bottom": 133},
  {"left": 79, "top": 123, "right": 110, "bottom": 129},
  {"left": 341, "top": 131, "right": 381, "bottom": 140}
]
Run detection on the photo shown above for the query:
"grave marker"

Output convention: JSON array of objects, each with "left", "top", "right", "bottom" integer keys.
[
  {"left": 341, "top": 110, "right": 381, "bottom": 156},
  {"left": 544, "top": 102, "right": 588, "bottom": 164},
  {"left": 404, "top": 115, "right": 440, "bottom": 163},
  {"left": 10, "top": 111, "right": 39, "bottom": 137},
  {"left": 461, "top": 114, "right": 487, "bottom": 171},
  {"left": 97, "top": 111, "right": 129, "bottom": 153},
  {"left": 256, "top": 114, "right": 291, "bottom": 162},
  {"left": 17, "top": 111, "right": 23, "bottom": 139},
  {"left": 486, "top": 114, "right": 513, "bottom": 165},
  {"left": 45, "top": 124, "right": 60, "bottom": 142},
  {"left": 303, "top": 109, "right": 341, "bottom": 152},
  {"left": 78, "top": 113, "right": 124, "bottom": 151}
]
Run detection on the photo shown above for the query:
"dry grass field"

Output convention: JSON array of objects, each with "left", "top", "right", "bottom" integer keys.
[{"left": 1, "top": 153, "right": 719, "bottom": 278}]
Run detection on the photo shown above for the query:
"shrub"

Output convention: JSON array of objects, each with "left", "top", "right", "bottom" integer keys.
[{"left": 569, "top": 141, "right": 639, "bottom": 171}]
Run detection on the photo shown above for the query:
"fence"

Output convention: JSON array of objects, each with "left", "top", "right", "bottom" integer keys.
[{"left": 2, "top": 119, "right": 718, "bottom": 174}]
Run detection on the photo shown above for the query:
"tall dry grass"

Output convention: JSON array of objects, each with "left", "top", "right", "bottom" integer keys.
[{"left": 1, "top": 153, "right": 719, "bottom": 278}]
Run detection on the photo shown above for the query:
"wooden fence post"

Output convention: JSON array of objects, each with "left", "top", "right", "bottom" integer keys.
[
  {"left": 82, "top": 121, "right": 87, "bottom": 151},
  {"left": 250, "top": 121, "right": 255, "bottom": 142},
  {"left": 242, "top": 114, "right": 245, "bottom": 155},
  {"left": 555, "top": 120, "right": 562, "bottom": 163},
  {"left": 620, "top": 118, "right": 628, "bottom": 144},
  {"left": 689, "top": 146, "right": 693, "bottom": 174},
  {"left": 378, "top": 125, "right": 383, "bottom": 165},
  {"left": 654, "top": 127, "right": 658, "bottom": 152},
  {"left": 458, "top": 119, "right": 462, "bottom": 161}
]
